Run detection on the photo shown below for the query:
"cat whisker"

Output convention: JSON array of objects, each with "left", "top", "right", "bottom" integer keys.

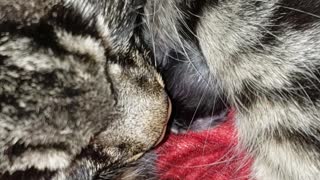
[{"left": 278, "top": 5, "right": 320, "bottom": 19}]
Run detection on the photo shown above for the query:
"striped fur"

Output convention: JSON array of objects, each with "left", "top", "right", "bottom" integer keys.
[
  {"left": 0, "top": 0, "right": 169, "bottom": 179},
  {"left": 143, "top": 0, "right": 320, "bottom": 179}
]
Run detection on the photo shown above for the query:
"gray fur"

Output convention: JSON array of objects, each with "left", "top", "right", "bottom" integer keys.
[
  {"left": 144, "top": 0, "right": 320, "bottom": 179},
  {"left": 0, "top": 0, "right": 169, "bottom": 179}
]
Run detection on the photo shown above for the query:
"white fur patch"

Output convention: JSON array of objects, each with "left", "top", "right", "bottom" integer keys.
[
  {"left": 9, "top": 149, "right": 71, "bottom": 172},
  {"left": 55, "top": 29, "right": 105, "bottom": 64}
]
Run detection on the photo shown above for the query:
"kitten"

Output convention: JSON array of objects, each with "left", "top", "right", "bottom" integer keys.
[
  {"left": 0, "top": 0, "right": 170, "bottom": 179},
  {"left": 143, "top": 0, "right": 320, "bottom": 179}
]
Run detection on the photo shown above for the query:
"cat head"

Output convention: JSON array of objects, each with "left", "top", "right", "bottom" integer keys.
[{"left": 0, "top": 0, "right": 170, "bottom": 178}]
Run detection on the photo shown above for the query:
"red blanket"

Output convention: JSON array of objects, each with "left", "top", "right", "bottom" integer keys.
[{"left": 156, "top": 112, "right": 252, "bottom": 180}]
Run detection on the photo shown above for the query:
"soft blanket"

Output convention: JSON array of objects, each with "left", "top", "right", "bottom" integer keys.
[{"left": 156, "top": 111, "right": 252, "bottom": 180}]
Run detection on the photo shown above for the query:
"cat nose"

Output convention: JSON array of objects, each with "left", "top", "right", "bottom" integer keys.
[{"left": 155, "top": 97, "right": 172, "bottom": 146}]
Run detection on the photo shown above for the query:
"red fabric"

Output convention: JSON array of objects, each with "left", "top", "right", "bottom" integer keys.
[{"left": 156, "top": 111, "right": 252, "bottom": 180}]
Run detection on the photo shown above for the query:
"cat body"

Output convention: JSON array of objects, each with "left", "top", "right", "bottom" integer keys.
[{"left": 143, "top": 0, "right": 320, "bottom": 179}]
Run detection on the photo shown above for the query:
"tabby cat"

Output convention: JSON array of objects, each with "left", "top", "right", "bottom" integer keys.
[
  {"left": 0, "top": 0, "right": 170, "bottom": 179},
  {"left": 142, "top": 0, "right": 320, "bottom": 179}
]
